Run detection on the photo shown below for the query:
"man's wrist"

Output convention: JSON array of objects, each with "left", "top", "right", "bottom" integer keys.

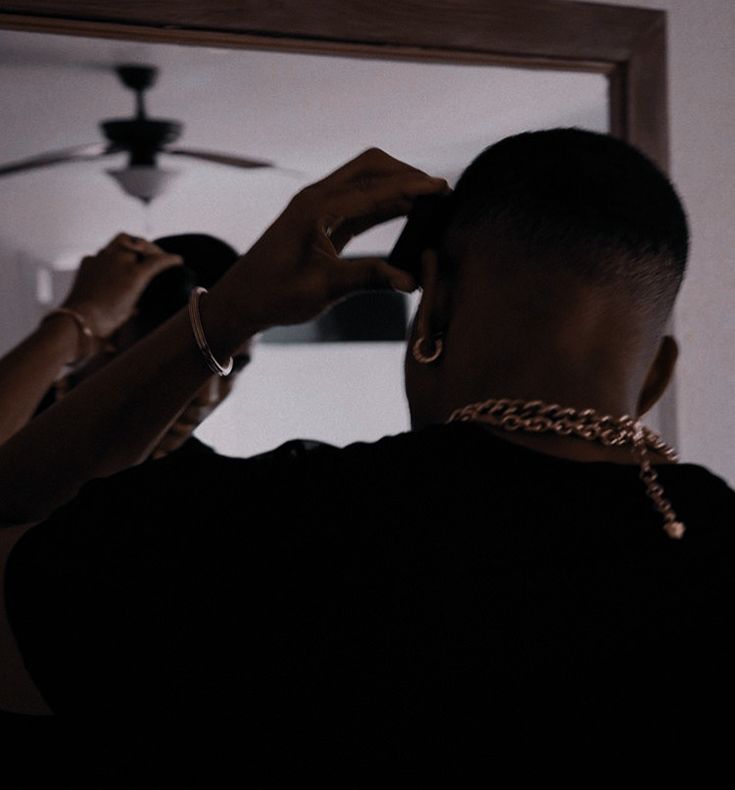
[
  {"left": 40, "top": 308, "right": 97, "bottom": 366},
  {"left": 198, "top": 286, "right": 266, "bottom": 362}
]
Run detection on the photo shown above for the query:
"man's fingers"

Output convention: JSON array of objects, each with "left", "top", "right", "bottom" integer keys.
[
  {"left": 328, "top": 201, "right": 414, "bottom": 253},
  {"left": 101, "top": 234, "right": 180, "bottom": 273},
  {"left": 316, "top": 147, "right": 430, "bottom": 189},
  {"left": 321, "top": 173, "right": 447, "bottom": 230},
  {"left": 139, "top": 252, "right": 184, "bottom": 275},
  {"left": 102, "top": 232, "right": 145, "bottom": 254},
  {"left": 328, "top": 256, "right": 417, "bottom": 300}
]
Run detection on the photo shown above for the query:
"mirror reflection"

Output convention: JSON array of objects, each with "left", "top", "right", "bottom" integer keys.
[{"left": 0, "top": 29, "right": 608, "bottom": 454}]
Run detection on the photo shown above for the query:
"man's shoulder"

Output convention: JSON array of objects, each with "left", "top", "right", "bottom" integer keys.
[
  {"left": 126, "top": 425, "right": 468, "bottom": 516},
  {"left": 80, "top": 428, "right": 433, "bottom": 503},
  {"left": 168, "top": 426, "right": 449, "bottom": 474}
]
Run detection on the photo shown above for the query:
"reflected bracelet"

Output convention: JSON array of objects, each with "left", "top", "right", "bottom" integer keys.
[
  {"left": 188, "top": 286, "right": 233, "bottom": 377},
  {"left": 41, "top": 306, "right": 97, "bottom": 366}
]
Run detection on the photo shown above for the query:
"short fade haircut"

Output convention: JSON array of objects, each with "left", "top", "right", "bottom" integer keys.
[{"left": 443, "top": 128, "right": 689, "bottom": 325}]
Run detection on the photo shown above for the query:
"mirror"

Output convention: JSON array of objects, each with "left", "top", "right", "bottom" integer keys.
[{"left": 0, "top": 28, "right": 613, "bottom": 455}]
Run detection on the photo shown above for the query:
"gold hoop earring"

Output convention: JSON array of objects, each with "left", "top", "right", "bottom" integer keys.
[{"left": 412, "top": 335, "right": 444, "bottom": 364}]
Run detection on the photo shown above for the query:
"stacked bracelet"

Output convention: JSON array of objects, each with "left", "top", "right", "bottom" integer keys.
[
  {"left": 188, "top": 287, "right": 233, "bottom": 377},
  {"left": 41, "top": 307, "right": 97, "bottom": 366}
]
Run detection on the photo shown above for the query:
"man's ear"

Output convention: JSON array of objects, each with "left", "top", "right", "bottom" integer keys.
[
  {"left": 637, "top": 335, "right": 679, "bottom": 417},
  {"left": 414, "top": 248, "right": 451, "bottom": 342}
]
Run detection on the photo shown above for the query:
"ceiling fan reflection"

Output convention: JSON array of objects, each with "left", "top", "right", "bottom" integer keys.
[{"left": 0, "top": 64, "right": 286, "bottom": 204}]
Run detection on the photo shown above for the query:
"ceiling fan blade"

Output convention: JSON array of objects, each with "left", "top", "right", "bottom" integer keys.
[
  {"left": 164, "top": 147, "right": 274, "bottom": 170},
  {"left": 0, "top": 143, "right": 118, "bottom": 177}
]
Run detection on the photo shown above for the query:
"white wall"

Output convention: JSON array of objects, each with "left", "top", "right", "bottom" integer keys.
[
  {"left": 0, "top": 241, "right": 45, "bottom": 356},
  {"left": 585, "top": 0, "right": 735, "bottom": 485},
  {"left": 196, "top": 342, "right": 413, "bottom": 457}
]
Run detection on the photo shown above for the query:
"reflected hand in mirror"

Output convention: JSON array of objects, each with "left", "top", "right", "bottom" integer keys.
[
  {"left": 0, "top": 232, "right": 182, "bottom": 446},
  {"left": 60, "top": 233, "right": 183, "bottom": 345}
]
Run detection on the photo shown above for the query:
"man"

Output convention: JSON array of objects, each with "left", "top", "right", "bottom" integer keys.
[{"left": 1, "top": 134, "right": 733, "bottom": 780}]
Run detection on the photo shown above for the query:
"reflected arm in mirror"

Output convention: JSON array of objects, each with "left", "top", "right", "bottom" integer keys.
[
  {"left": 0, "top": 306, "right": 227, "bottom": 525},
  {"left": 0, "top": 311, "right": 83, "bottom": 445},
  {"left": 0, "top": 235, "right": 182, "bottom": 446},
  {"left": 0, "top": 149, "right": 444, "bottom": 525}
]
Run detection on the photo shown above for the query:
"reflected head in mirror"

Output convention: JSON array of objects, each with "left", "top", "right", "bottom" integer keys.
[
  {"left": 60, "top": 233, "right": 249, "bottom": 457},
  {"left": 404, "top": 127, "right": 689, "bottom": 432}
]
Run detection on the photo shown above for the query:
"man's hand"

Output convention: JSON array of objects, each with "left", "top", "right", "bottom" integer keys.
[
  {"left": 62, "top": 233, "right": 183, "bottom": 339},
  {"left": 208, "top": 149, "right": 448, "bottom": 336}
]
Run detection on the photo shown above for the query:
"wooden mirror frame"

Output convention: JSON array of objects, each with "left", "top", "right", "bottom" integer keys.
[{"left": 0, "top": 0, "right": 668, "bottom": 167}]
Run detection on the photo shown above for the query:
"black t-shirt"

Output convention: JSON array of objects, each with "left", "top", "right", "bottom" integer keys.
[{"left": 5, "top": 422, "right": 735, "bottom": 774}]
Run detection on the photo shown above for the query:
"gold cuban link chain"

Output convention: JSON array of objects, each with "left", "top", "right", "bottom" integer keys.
[{"left": 447, "top": 398, "right": 685, "bottom": 539}]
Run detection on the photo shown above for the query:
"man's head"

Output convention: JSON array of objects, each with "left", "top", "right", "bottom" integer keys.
[
  {"left": 70, "top": 233, "right": 247, "bottom": 455},
  {"left": 404, "top": 128, "right": 689, "bottom": 429},
  {"left": 131, "top": 234, "right": 244, "bottom": 339}
]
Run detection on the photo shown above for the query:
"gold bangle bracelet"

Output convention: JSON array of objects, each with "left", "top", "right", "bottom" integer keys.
[
  {"left": 188, "top": 287, "right": 233, "bottom": 377},
  {"left": 41, "top": 307, "right": 96, "bottom": 365}
]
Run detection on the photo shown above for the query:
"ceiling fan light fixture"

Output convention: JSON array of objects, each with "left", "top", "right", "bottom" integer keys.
[
  {"left": 0, "top": 64, "right": 277, "bottom": 197},
  {"left": 106, "top": 165, "right": 179, "bottom": 204}
]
